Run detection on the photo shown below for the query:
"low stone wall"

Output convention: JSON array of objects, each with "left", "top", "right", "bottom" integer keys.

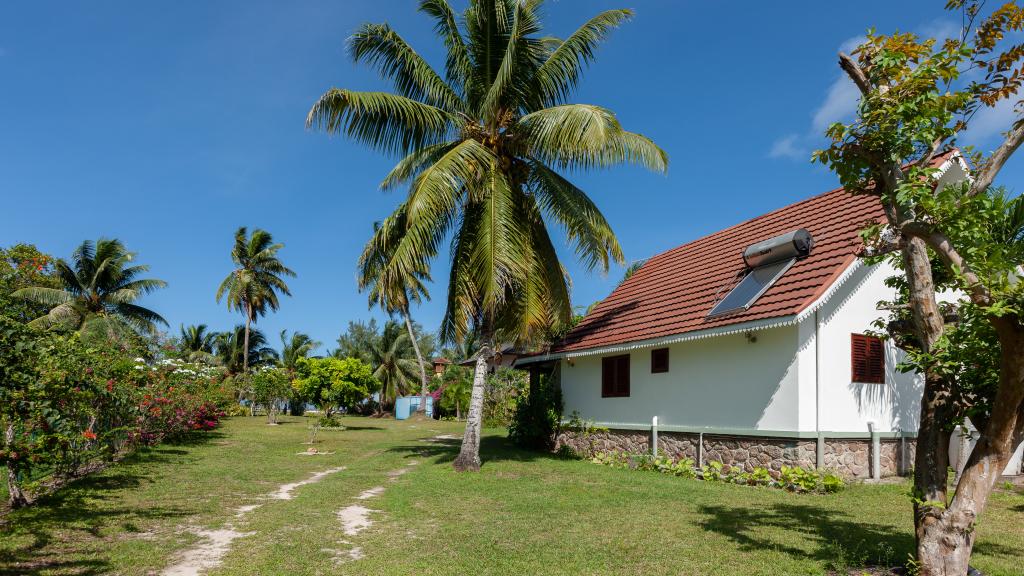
[{"left": 556, "top": 428, "right": 916, "bottom": 479}]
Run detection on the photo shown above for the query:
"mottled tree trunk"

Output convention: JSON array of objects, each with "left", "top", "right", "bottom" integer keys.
[
  {"left": 403, "top": 310, "right": 430, "bottom": 415},
  {"left": 5, "top": 423, "right": 28, "bottom": 508},
  {"left": 243, "top": 304, "right": 252, "bottom": 373},
  {"left": 453, "top": 347, "right": 491, "bottom": 472}
]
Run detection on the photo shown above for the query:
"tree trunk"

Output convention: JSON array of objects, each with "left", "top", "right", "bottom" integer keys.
[
  {"left": 243, "top": 304, "right": 252, "bottom": 373},
  {"left": 453, "top": 346, "right": 491, "bottom": 472},
  {"left": 403, "top": 310, "right": 430, "bottom": 415},
  {"left": 5, "top": 423, "right": 28, "bottom": 508},
  {"left": 917, "top": 325, "right": 1024, "bottom": 575}
]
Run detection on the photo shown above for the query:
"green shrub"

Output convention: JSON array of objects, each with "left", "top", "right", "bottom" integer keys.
[
  {"left": 702, "top": 460, "right": 725, "bottom": 482},
  {"left": 508, "top": 367, "right": 562, "bottom": 451}
]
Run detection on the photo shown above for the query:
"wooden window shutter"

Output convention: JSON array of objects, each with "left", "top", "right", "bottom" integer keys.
[
  {"left": 851, "top": 334, "right": 885, "bottom": 384},
  {"left": 602, "top": 354, "right": 630, "bottom": 397},
  {"left": 651, "top": 348, "right": 669, "bottom": 373}
]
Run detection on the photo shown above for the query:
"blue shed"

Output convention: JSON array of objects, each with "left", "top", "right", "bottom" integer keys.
[{"left": 395, "top": 395, "right": 434, "bottom": 420}]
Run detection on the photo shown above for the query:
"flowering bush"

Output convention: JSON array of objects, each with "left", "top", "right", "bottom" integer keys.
[{"left": 0, "top": 316, "right": 232, "bottom": 508}]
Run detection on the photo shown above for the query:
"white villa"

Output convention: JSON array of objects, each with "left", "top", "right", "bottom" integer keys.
[{"left": 518, "top": 152, "right": 1023, "bottom": 478}]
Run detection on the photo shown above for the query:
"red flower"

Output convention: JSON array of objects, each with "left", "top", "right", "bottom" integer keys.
[{"left": 82, "top": 430, "right": 97, "bottom": 441}]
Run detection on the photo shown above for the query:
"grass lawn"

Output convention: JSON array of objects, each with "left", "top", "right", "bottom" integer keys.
[{"left": 1, "top": 416, "right": 1022, "bottom": 576}]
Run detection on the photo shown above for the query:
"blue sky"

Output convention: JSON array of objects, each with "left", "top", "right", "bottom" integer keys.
[{"left": 1, "top": 1, "right": 1020, "bottom": 355}]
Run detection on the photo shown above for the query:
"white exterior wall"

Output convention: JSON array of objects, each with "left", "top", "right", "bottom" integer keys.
[
  {"left": 558, "top": 325, "right": 801, "bottom": 432},
  {"left": 795, "top": 261, "right": 923, "bottom": 434}
]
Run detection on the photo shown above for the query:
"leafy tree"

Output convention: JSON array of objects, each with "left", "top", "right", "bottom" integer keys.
[
  {"left": 334, "top": 319, "right": 380, "bottom": 364},
  {"left": 215, "top": 325, "right": 278, "bottom": 375},
  {"left": 0, "top": 315, "right": 42, "bottom": 507},
  {"left": 439, "top": 365, "right": 472, "bottom": 420},
  {"left": 216, "top": 227, "right": 295, "bottom": 372},
  {"left": 13, "top": 239, "right": 167, "bottom": 344},
  {"left": 250, "top": 367, "right": 292, "bottom": 423},
  {"left": 309, "top": 0, "right": 666, "bottom": 471},
  {"left": 293, "top": 357, "right": 378, "bottom": 417},
  {"left": 368, "top": 320, "right": 421, "bottom": 409},
  {"left": 814, "top": 3, "right": 1024, "bottom": 571},
  {"left": 0, "top": 244, "right": 60, "bottom": 324}
]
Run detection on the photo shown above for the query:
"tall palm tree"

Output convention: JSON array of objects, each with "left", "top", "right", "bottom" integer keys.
[
  {"left": 368, "top": 320, "right": 421, "bottom": 409},
  {"left": 279, "top": 329, "right": 320, "bottom": 372},
  {"left": 359, "top": 221, "right": 433, "bottom": 415},
  {"left": 13, "top": 238, "right": 167, "bottom": 343},
  {"left": 215, "top": 325, "right": 278, "bottom": 375},
  {"left": 216, "top": 227, "right": 295, "bottom": 373},
  {"left": 309, "top": 0, "right": 666, "bottom": 470}
]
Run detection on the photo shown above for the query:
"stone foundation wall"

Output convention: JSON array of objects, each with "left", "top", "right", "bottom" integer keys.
[{"left": 556, "top": 428, "right": 916, "bottom": 479}]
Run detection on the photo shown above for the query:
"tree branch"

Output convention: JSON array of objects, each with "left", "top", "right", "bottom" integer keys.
[
  {"left": 839, "top": 52, "right": 871, "bottom": 95},
  {"left": 969, "top": 121, "right": 1024, "bottom": 197},
  {"left": 901, "top": 221, "right": 993, "bottom": 307}
]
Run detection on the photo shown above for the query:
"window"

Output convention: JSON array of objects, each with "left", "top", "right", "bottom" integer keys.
[
  {"left": 602, "top": 354, "right": 630, "bottom": 397},
  {"left": 851, "top": 334, "right": 885, "bottom": 384},
  {"left": 651, "top": 348, "right": 669, "bottom": 373}
]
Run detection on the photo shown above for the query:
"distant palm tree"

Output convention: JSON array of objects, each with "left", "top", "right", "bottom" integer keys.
[
  {"left": 179, "top": 323, "right": 219, "bottom": 364},
  {"left": 14, "top": 238, "right": 167, "bottom": 342},
  {"left": 359, "top": 218, "right": 432, "bottom": 414},
  {"left": 216, "top": 227, "right": 295, "bottom": 372},
  {"left": 308, "top": 0, "right": 665, "bottom": 470},
  {"left": 215, "top": 325, "right": 278, "bottom": 375},
  {"left": 368, "top": 321, "right": 420, "bottom": 409},
  {"left": 279, "top": 329, "right": 320, "bottom": 372}
]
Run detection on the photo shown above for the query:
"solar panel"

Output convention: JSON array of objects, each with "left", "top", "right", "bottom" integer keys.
[{"left": 707, "top": 258, "right": 796, "bottom": 318}]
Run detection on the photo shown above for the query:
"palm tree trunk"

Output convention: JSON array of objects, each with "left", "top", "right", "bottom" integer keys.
[
  {"left": 5, "top": 423, "right": 28, "bottom": 508},
  {"left": 403, "top": 309, "right": 430, "bottom": 415},
  {"left": 453, "top": 344, "right": 491, "bottom": 472},
  {"left": 243, "top": 304, "right": 252, "bottom": 373}
]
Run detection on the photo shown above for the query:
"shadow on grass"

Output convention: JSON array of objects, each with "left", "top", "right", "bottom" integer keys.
[
  {"left": 0, "top": 431, "right": 224, "bottom": 575},
  {"left": 339, "top": 425, "right": 385, "bottom": 431},
  {"left": 697, "top": 502, "right": 915, "bottom": 568},
  {"left": 386, "top": 434, "right": 567, "bottom": 467}
]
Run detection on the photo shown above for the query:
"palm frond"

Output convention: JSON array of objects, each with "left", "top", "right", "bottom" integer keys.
[
  {"left": 534, "top": 9, "right": 633, "bottom": 106},
  {"left": 306, "top": 89, "right": 454, "bottom": 157}
]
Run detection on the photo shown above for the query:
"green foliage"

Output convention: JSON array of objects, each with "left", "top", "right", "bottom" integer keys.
[
  {"left": 0, "top": 244, "right": 60, "bottom": 324},
  {"left": 483, "top": 366, "right": 526, "bottom": 427},
  {"left": 438, "top": 365, "right": 472, "bottom": 418},
  {"left": 215, "top": 325, "right": 279, "bottom": 375},
  {"left": 11, "top": 238, "right": 167, "bottom": 343},
  {"left": 279, "top": 330, "right": 320, "bottom": 372},
  {"left": 313, "top": 0, "right": 668, "bottom": 349},
  {"left": 508, "top": 366, "right": 563, "bottom": 450},
  {"left": 334, "top": 319, "right": 380, "bottom": 364},
  {"left": 293, "top": 357, "right": 378, "bottom": 416},
  {"left": 589, "top": 449, "right": 844, "bottom": 494},
  {"left": 250, "top": 367, "right": 293, "bottom": 422}
]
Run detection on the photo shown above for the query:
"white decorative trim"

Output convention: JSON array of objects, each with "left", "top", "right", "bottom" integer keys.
[
  {"left": 516, "top": 314, "right": 800, "bottom": 364},
  {"left": 794, "top": 258, "right": 865, "bottom": 323}
]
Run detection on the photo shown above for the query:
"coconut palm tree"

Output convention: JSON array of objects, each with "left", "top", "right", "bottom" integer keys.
[
  {"left": 215, "top": 325, "right": 278, "bottom": 375},
  {"left": 359, "top": 219, "right": 433, "bottom": 415},
  {"left": 13, "top": 238, "right": 167, "bottom": 343},
  {"left": 368, "top": 320, "right": 420, "bottom": 409},
  {"left": 216, "top": 227, "right": 295, "bottom": 373},
  {"left": 309, "top": 0, "right": 666, "bottom": 470},
  {"left": 178, "top": 323, "right": 219, "bottom": 364},
  {"left": 279, "top": 329, "right": 320, "bottom": 372}
]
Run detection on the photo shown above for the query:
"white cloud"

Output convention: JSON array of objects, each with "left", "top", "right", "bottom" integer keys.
[
  {"left": 961, "top": 98, "right": 1020, "bottom": 147},
  {"left": 768, "top": 134, "right": 806, "bottom": 160},
  {"left": 838, "top": 35, "right": 866, "bottom": 55},
  {"left": 812, "top": 75, "right": 860, "bottom": 132}
]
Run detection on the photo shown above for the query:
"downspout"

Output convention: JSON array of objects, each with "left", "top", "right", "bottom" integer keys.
[{"left": 815, "top": 310, "right": 824, "bottom": 469}]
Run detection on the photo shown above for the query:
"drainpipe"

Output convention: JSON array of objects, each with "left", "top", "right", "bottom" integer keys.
[
  {"left": 868, "top": 421, "right": 881, "bottom": 481},
  {"left": 815, "top": 310, "right": 824, "bottom": 469},
  {"left": 651, "top": 415, "right": 659, "bottom": 457}
]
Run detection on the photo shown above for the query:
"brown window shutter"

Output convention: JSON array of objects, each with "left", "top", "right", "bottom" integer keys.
[
  {"left": 851, "top": 334, "right": 884, "bottom": 384},
  {"left": 651, "top": 348, "right": 669, "bottom": 373},
  {"left": 601, "top": 354, "right": 630, "bottom": 397}
]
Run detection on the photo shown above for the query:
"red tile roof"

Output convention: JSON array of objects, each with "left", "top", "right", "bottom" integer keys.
[{"left": 551, "top": 186, "right": 888, "bottom": 354}]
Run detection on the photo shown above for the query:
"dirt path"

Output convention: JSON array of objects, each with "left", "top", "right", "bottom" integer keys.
[{"left": 160, "top": 466, "right": 346, "bottom": 576}]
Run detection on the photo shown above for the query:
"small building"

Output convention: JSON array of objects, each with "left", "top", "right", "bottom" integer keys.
[{"left": 518, "top": 152, "right": 987, "bottom": 479}]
